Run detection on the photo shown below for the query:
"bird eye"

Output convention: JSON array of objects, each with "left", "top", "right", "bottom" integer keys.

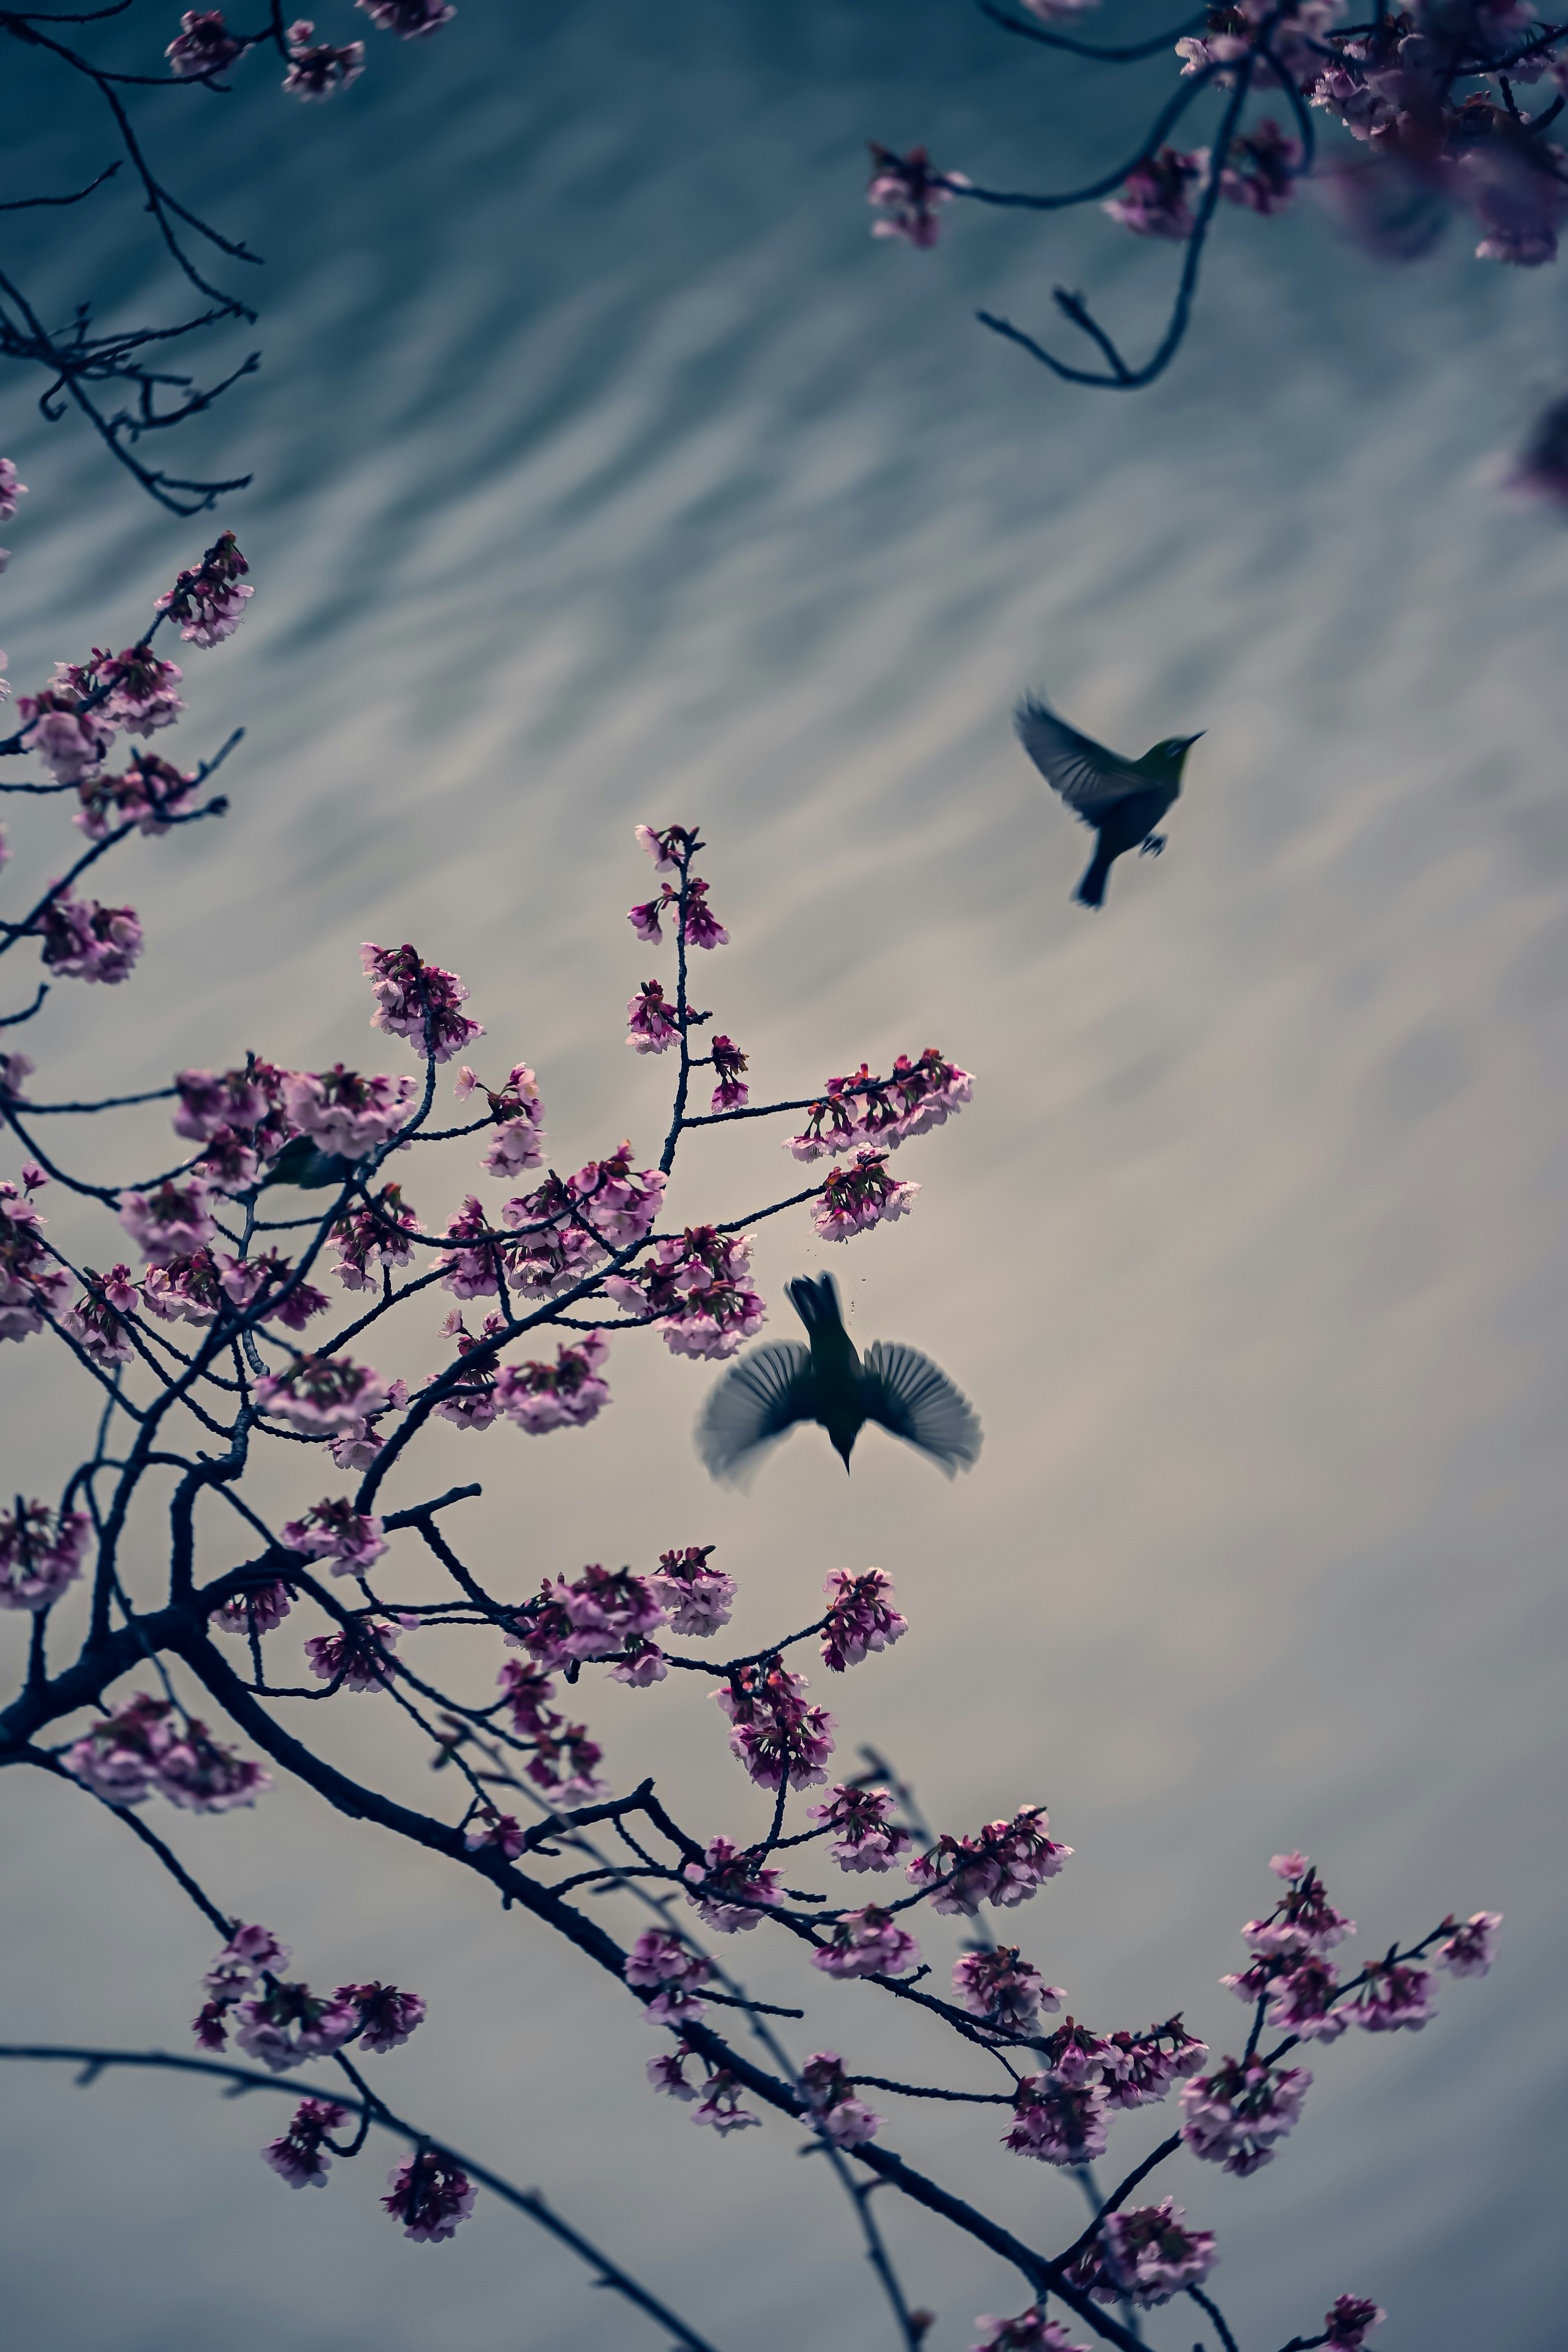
[{"left": 1167, "top": 744, "right": 1180, "bottom": 759}]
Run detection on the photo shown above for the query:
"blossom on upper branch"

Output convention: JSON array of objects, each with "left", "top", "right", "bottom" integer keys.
[
  {"left": 648, "top": 2045, "right": 699, "bottom": 2099},
  {"left": 799, "top": 2051, "right": 882, "bottom": 2147},
  {"left": 305, "top": 1617, "right": 404, "bottom": 1693},
  {"left": 1345, "top": 1958, "right": 1434, "bottom": 2032},
  {"left": 647, "top": 1543, "right": 735, "bottom": 1634},
  {"left": 0, "top": 458, "right": 25, "bottom": 520},
  {"left": 813, "top": 1148, "right": 918, "bottom": 1241},
  {"left": 1004, "top": 2073, "right": 1109, "bottom": 2165},
  {"left": 254, "top": 1352, "right": 394, "bottom": 1433},
  {"left": 969, "top": 2314, "right": 1088, "bottom": 2352},
  {"left": 139, "top": 1247, "right": 225, "bottom": 1324},
  {"left": 1105, "top": 149, "right": 1208, "bottom": 240},
  {"left": 708, "top": 1033, "right": 749, "bottom": 1111},
  {"left": 693, "top": 2068, "right": 760, "bottom": 2133},
  {"left": 812, "top": 1904, "right": 921, "bottom": 1979},
  {"left": 69, "top": 644, "right": 185, "bottom": 737},
  {"left": 167, "top": 11, "right": 249, "bottom": 75},
  {"left": 626, "top": 979, "right": 679, "bottom": 1054},
  {"left": 718, "top": 1659, "right": 835, "bottom": 1791},
  {"left": 62, "top": 1266, "right": 139, "bottom": 1366},
  {"left": 1436, "top": 1910, "right": 1502, "bottom": 1977},
  {"left": 174, "top": 1064, "right": 272, "bottom": 1140},
  {"left": 357, "top": 0, "right": 456, "bottom": 33},
  {"left": 807, "top": 1782, "right": 911, "bottom": 1873},
  {"left": 633, "top": 822, "right": 695, "bottom": 872},
  {"left": 604, "top": 1225, "right": 765, "bottom": 1359},
  {"left": 867, "top": 143, "right": 969, "bottom": 247},
  {"left": 338, "top": 1980, "right": 427, "bottom": 2051},
  {"left": 156, "top": 531, "right": 252, "bottom": 646},
  {"left": 282, "top": 19, "right": 364, "bottom": 99},
  {"left": 494, "top": 1331, "right": 611, "bottom": 1432},
  {"left": 515, "top": 1562, "right": 668, "bottom": 1669},
  {"left": 0, "top": 1499, "right": 89, "bottom": 1612},
  {"left": 952, "top": 1946, "right": 1064, "bottom": 2035},
  {"left": 1102, "top": 2017, "right": 1209, "bottom": 2106},
  {"left": 14, "top": 686, "right": 114, "bottom": 785},
  {"left": 820, "top": 1566, "right": 907, "bottom": 1670},
  {"left": 212, "top": 1578, "right": 294, "bottom": 1636},
  {"left": 907, "top": 1805, "right": 1071, "bottom": 1914},
  {"left": 65, "top": 1692, "right": 269, "bottom": 1811},
  {"left": 1243, "top": 1855, "right": 1355, "bottom": 1954},
  {"left": 786, "top": 1050, "right": 972, "bottom": 1161},
  {"left": 332, "top": 1183, "right": 421, "bottom": 1290},
  {"left": 0, "top": 1179, "right": 70, "bottom": 1341},
  {"left": 683, "top": 1835, "right": 783, "bottom": 1931},
  {"left": 1220, "top": 120, "right": 1303, "bottom": 213},
  {"left": 624, "top": 1929, "right": 712, "bottom": 2022},
  {"left": 1066, "top": 2198, "right": 1217, "bottom": 2306},
  {"left": 281, "top": 1497, "right": 387, "bottom": 1573},
  {"left": 429, "top": 1307, "right": 502, "bottom": 1427},
  {"left": 469, "top": 1064, "right": 545, "bottom": 1177},
  {"left": 1323, "top": 2295, "right": 1385, "bottom": 2349},
  {"left": 76, "top": 755, "right": 199, "bottom": 842},
  {"left": 361, "top": 942, "right": 483, "bottom": 1062},
  {"left": 383, "top": 2151, "right": 477, "bottom": 2242},
  {"left": 35, "top": 889, "right": 143, "bottom": 984},
  {"left": 566, "top": 1143, "right": 666, "bottom": 1245},
  {"left": 464, "top": 1808, "right": 526, "bottom": 1858},
  {"left": 117, "top": 1177, "right": 215, "bottom": 1266},
  {"left": 0, "top": 1050, "right": 32, "bottom": 1104},
  {"left": 1179, "top": 2055, "right": 1312, "bottom": 2174},
  {"left": 263, "top": 2098, "right": 347, "bottom": 2189},
  {"left": 283, "top": 1066, "right": 416, "bottom": 1156}
]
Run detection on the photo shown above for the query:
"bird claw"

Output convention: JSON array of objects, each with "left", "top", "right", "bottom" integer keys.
[{"left": 1140, "top": 834, "right": 1166, "bottom": 858}]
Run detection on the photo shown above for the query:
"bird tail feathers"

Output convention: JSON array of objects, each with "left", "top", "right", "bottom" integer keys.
[
  {"left": 785, "top": 1272, "right": 844, "bottom": 1336},
  {"left": 1074, "top": 846, "right": 1111, "bottom": 908}
]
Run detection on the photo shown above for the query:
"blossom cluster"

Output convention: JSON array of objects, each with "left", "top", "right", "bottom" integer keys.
[
  {"left": 812, "top": 1147, "right": 919, "bottom": 1242},
  {"left": 489, "top": 1652, "right": 606, "bottom": 1801},
  {"left": 64, "top": 1693, "right": 268, "bottom": 1812},
  {"left": 622, "top": 1928, "right": 713, "bottom": 2023},
  {"left": 0, "top": 1176, "right": 70, "bottom": 1341},
  {"left": 34, "top": 888, "right": 144, "bottom": 985},
  {"left": 154, "top": 529, "right": 253, "bottom": 646},
  {"left": 75, "top": 753, "right": 198, "bottom": 842},
  {"left": 951, "top": 1944, "right": 1064, "bottom": 2035},
  {"left": 717, "top": 1659, "right": 836, "bottom": 1792},
  {"left": 305, "top": 1617, "right": 408, "bottom": 1693},
  {"left": 683, "top": 1835, "right": 783, "bottom": 1932},
  {"left": 866, "top": 143, "right": 970, "bottom": 246},
  {"left": 361, "top": 941, "right": 483, "bottom": 1063},
  {"left": 0, "top": 1498, "right": 89, "bottom": 1612},
  {"left": 628, "top": 823, "right": 730, "bottom": 948},
  {"left": 806, "top": 1781, "right": 912, "bottom": 1872},
  {"left": 1180, "top": 2053, "right": 1314, "bottom": 2175},
  {"left": 281, "top": 1496, "right": 388, "bottom": 1574},
  {"left": 604, "top": 1225, "right": 766, "bottom": 1359},
  {"left": 646, "top": 2044, "right": 761, "bottom": 2134},
  {"left": 812, "top": 1903, "right": 922, "bottom": 1978},
  {"left": 1065, "top": 2198, "right": 1217, "bottom": 2307},
  {"left": 798, "top": 2050, "right": 882, "bottom": 2148},
  {"left": 192, "top": 1922, "right": 425, "bottom": 2069},
  {"left": 819, "top": 1566, "right": 907, "bottom": 1670},
  {"left": 455, "top": 1061, "right": 546, "bottom": 1177},
  {"left": 968, "top": 2315, "right": 1087, "bottom": 2352},
  {"left": 906, "top": 1804, "right": 1072, "bottom": 1914},
  {"left": 785, "top": 1049, "right": 972, "bottom": 1162}
]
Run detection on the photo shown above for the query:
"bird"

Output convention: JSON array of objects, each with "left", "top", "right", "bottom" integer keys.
[
  {"left": 1014, "top": 691, "right": 1203, "bottom": 908},
  {"left": 696, "top": 1272, "right": 982, "bottom": 1486}
]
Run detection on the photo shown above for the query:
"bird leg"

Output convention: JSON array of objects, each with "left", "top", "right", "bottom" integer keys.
[{"left": 1139, "top": 834, "right": 1166, "bottom": 857}]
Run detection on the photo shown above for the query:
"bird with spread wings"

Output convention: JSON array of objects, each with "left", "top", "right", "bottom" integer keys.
[
  {"left": 696, "top": 1272, "right": 982, "bottom": 1486},
  {"left": 1014, "top": 691, "right": 1203, "bottom": 908}
]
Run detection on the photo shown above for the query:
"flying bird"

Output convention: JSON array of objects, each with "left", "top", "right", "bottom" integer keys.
[
  {"left": 696, "top": 1272, "right": 982, "bottom": 1485},
  {"left": 1015, "top": 692, "right": 1203, "bottom": 908}
]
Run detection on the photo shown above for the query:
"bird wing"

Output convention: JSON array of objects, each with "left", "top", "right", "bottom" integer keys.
[
  {"left": 858, "top": 1342, "right": 982, "bottom": 1477},
  {"left": 1014, "top": 695, "right": 1147, "bottom": 822},
  {"left": 695, "top": 1341, "right": 820, "bottom": 1486}
]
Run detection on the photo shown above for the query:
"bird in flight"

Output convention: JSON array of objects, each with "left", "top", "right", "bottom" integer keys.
[
  {"left": 696, "top": 1272, "right": 982, "bottom": 1485},
  {"left": 1015, "top": 692, "right": 1203, "bottom": 908}
]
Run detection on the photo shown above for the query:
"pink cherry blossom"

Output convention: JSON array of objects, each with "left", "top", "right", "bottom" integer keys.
[
  {"left": 118, "top": 1177, "right": 214, "bottom": 1265},
  {"left": 1346, "top": 1959, "right": 1434, "bottom": 2033},
  {"left": 1270, "top": 1851, "right": 1310, "bottom": 1880},
  {"left": 812, "top": 1904, "right": 921, "bottom": 1979},
  {"left": 952, "top": 1947, "right": 1064, "bottom": 2035},
  {"left": 1101, "top": 2019, "right": 1209, "bottom": 2108},
  {"left": 0, "top": 457, "right": 25, "bottom": 519},
  {"left": 356, "top": 0, "right": 455, "bottom": 32},
  {"left": 254, "top": 1353, "right": 392, "bottom": 1434},
  {"left": 566, "top": 1143, "right": 666, "bottom": 1245},
  {"left": 475, "top": 1065, "right": 546, "bottom": 1177},
  {"left": 1004, "top": 2074, "right": 1110, "bottom": 2165},
  {"left": 383, "top": 2150, "right": 477, "bottom": 2242},
  {"left": 75, "top": 753, "right": 198, "bottom": 844},
  {"left": 167, "top": 11, "right": 248, "bottom": 75},
  {"left": 624, "top": 1930, "right": 711, "bottom": 2020},
  {"left": 867, "top": 143, "right": 969, "bottom": 247},
  {"left": 1180, "top": 2057, "right": 1312, "bottom": 2175},
  {"left": 807, "top": 1782, "right": 911, "bottom": 1873},
  {"left": 820, "top": 1566, "right": 907, "bottom": 1670},
  {"left": 282, "top": 1066, "right": 417, "bottom": 1156},
  {"left": 717, "top": 1659, "right": 835, "bottom": 1791},
  {"left": 155, "top": 531, "right": 252, "bottom": 646},
  {"left": 1105, "top": 149, "right": 1207, "bottom": 239},
  {"left": 464, "top": 1809, "right": 526, "bottom": 1858},
  {"left": 212, "top": 1578, "right": 294, "bottom": 1636},
  {"left": 496, "top": 1657, "right": 556, "bottom": 1735},
  {"left": 281, "top": 18, "right": 364, "bottom": 98},
  {"left": 1243, "top": 1865, "right": 1355, "bottom": 1956},
  {"left": 633, "top": 822, "right": 693, "bottom": 872},
  {"left": 0, "top": 1499, "right": 89, "bottom": 1612},
  {"left": 338, "top": 1981, "right": 426, "bottom": 2052},
  {"left": 610, "top": 1637, "right": 668, "bottom": 1688},
  {"left": 139, "top": 1248, "right": 226, "bottom": 1325},
  {"left": 62, "top": 1267, "right": 138, "bottom": 1366},
  {"left": 281, "top": 1497, "right": 387, "bottom": 1574},
  {"left": 813, "top": 1149, "right": 918, "bottom": 1241},
  {"left": 800, "top": 2052, "right": 882, "bottom": 2147},
  {"left": 1220, "top": 119, "right": 1303, "bottom": 213},
  {"left": 263, "top": 2098, "right": 347, "bottom": 2188},
  {"left": 683, "top": 1835, "right": 783, "bottom": 1932},
  {"left": 907, "top": 1805, "right": 1072, "bottom": 1915},
  {"left": 305, "top": 1617, "right": 403, "bottom": 1694},
  {"left": 0, "top": 1179, "right": 70, "bottom": 1340},
  {"left": 693, "top": 2067, "right": 760, "bottom": 2134},
  {"left": 1436, "top": 1910, "right": 1503, "bottom": 1977},
  {"left": 969, "top": 2313, "right": 1088, "bottom": 2352},
  {"left": 708, "top": 1034, "right": 749, "bottom": 1111},
  {"left": 681, "top": 877, "right": 729, "bottom": 949},
  {"left": 495, "top": 1332, "right": 611, "bottom": 1432},
  {"left": 604, "top": 1225, "right": 765, "bottom": 1360},
  {"left": 1020, "top": 0, "right": 1101, "bottom": 15},
  {"left": 173, "top": 1065, "right": 272, "bottom": 1140},
  {"left": 217, "top": 1248, "right": 329, "bottom": 1330},
  {"left": 361, "top": 942, "right": 483, "bottom": 1062},
  {"left": 35, "top": 888, "right": 143, "bottom": 984},
  {"left": 647, "top": 2046, "right": 699, "bottom": 2100},
  {"left": 203, "top": 1923, "right": 290, "bottom": 1999},
  {"left": 64, "top": 1692, "right": 269, "bottom": 1811},
  {"left": 626, "top": 978, "right": 679, "bottom": 1054},
  {"left": 428, "top": 1307, "right": 502, "bottom": 1428},
  {"left": 647, "top": 1543, "right": 736, "bottom": 1635},
  {"left": 1324, "top": 2294, "right": 1385, "bottom": 2349},
  {"left": 0, "top": 1049, "right": 33, "bottom": 1103},
  {"left": 1067, "top": 2198, "right": 1217, "bottom": 2307},
  {"left": 786, "top": 1050, "right": 972, "bottom": 1161},
  {"left": 332, "top": 1183, "right": 420, "bottom": 1289},
  {"left": 14, "top": 688, "right": 114, "bottom": 785},
  {"left": 71, "top": 643, "right": 185, "bottom": 736},
  {"left": 1262, "top": 1956, "right": 1349, "bottom": 2042}
]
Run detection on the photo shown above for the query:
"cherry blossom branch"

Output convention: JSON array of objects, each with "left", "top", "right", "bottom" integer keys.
[{"left": 0, "top": 2047, "right": 726, "bottom": 2352}]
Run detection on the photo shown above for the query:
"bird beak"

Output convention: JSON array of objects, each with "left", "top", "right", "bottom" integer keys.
[{"left": 1183, "top": 733, "right": 1205, "bottom": 748}]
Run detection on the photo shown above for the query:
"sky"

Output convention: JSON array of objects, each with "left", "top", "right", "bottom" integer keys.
[{"left": 1, "top": 3, "right": 1566, "bottom": 2348}]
